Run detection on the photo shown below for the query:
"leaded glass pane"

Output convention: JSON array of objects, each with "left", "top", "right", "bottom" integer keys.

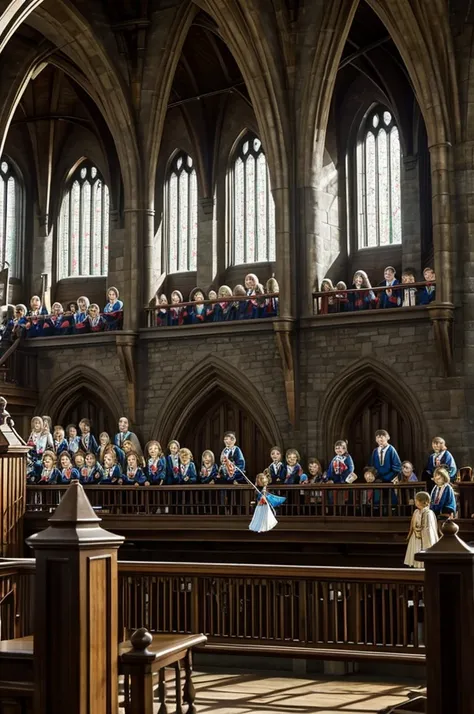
[
  {"left": 58, "top": 194, "right": 69, "bottom": 281},
  {"left": 233, "top": 157, "right": 245, "bottom": 265},
  {"left": 268, "top": 187, "right": 276, "bottom": 261},
  {"left": 0, "top": 176, "right": 5, "bottom": 265},
  {"left": 365, "top": 132, "right": 377, "bottom": 248},
  {"left": 92, "top": 180, "right": 102, "bottom": 276},
  {"left": 1, "top": 162, "right": 7, "bottom": 174},
  {"left": 178, "top": 169, "right": 189, "bottom": 271},
  {"left": 390, "top": 127, "right": 402, "bottom": 244},
  {"left": 70, "top": 180, "right": 80, "bottom": 276},
  {"left": 383, "top": 111, "right": 391, "bottom": 125},
  {"left": 58, "top": 164, "right": 109, "bottom": 278},
  {"left": 189, "top": 169, "right": 197, "bottom": 271},
  {"left": 5, "top": 177, "right": 16, "bottom": 271},
  {"left": 372, "top": 114, "right": 379, "bottom": 128},
  {"left": 356, "top": 141, "right": 365, "bottom": 248},
  {"left": 256, "top": 153, "right": 268, "bottom": 262},
  {"left": 80, "top": 180, "right": 91, "bottom": 274},
  {"left": 245, "top": 154, "right": 256, "bottom": 262},
  {"left": 377, "top": 130, "right": 389, "bottom": 246},
  {"left": 168, "top": 172, "right": 178, "bottom": 273}
]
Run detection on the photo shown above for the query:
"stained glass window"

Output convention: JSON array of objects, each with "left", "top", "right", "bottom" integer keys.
[
  {"left": 0, "top": 159, "right": 23, "bottom": 278},
  {"left": 356, "top": 107, "right": 402, "bottom": 248},
  {"left": 58, "top": 162, "right": 109, "bottom": 279},
  {"left": 230, "top": 133, "right": 275, "bottom": 265},
  {"left": 166, "top": 152, "right": 197, "bottom": 273}
]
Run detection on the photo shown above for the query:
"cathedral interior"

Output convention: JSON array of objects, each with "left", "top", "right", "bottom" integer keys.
[{"left": 0, "top": 0, "right": 473, "bottom": 712}]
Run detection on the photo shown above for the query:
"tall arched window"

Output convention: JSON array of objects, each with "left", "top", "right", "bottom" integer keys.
[
  {"left": 356, "top": 107, "right": 402, "bottom": 249},
  {"left": 230, "top": 133, "right": 275, "bottom": 265},
  {"left": 166, "top": 152, "right": 197, "bottom": 273},
  {"left": 0, "top": 158, "right": 23, "bottom": 278},
  {"left": 58, "top": 163, "right": 109, "bottom": 279}
]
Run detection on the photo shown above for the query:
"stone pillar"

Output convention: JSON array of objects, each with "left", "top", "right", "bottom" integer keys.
[
  {"left": 122, "top": 207, "right": 143, "bottom": 332},
  {"left": 428, "top": 142, "right": 454, "bottom": 305},
  {"left": 197, "top": 197, "right": 216, "bottom": 289},
  {"left": 272, "top": 185, "right": 292, "bottom": 319},
  {"left": 416, "top": 520, "right": 474, "bottom": 714},
  {"left": 401, "top": 155, "right": 422, "bottom": 273},
  {"left": 27, "top": 480, "right": 124, "bottom": 714}
]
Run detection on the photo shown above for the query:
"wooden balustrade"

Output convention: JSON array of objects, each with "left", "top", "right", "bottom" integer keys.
[
  {"left": 117, "top": 560, "right": 426, "bottom": 661},
  {"left": 1, "top": 557, "right": 425, "bottom": 661},
  {"left": 0, "top": 559, "right": 34, "bottom": 640},
  {"left": 25, "top": 482, "right": 426, "bottom": 518},
  {"left": 312, "top": 281, "right": 435, "bottom": 315}
]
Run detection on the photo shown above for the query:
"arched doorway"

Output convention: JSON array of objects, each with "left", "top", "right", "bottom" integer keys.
[
  {"left": 177, "top": 388, "right": 271, "bottom": 476},
  {"left": 56, "top": 388, "right": 116, "bottom": 438},
  {"left": 320, "top": 358, "right": 426, "bottom": 476}
]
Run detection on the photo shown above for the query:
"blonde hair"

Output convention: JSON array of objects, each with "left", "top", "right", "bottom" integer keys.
[
  {"left": 433, "top": 466, "right": 450, "bottom": 484},
  {"left": 145, "top": 440, "right": 163, "bottom": 458},
  {"left": 179, "top": 447, "right": 193, "bottom": 461},
  {"left": 415, "top": 491, "right": 431, "bottom": 506}
]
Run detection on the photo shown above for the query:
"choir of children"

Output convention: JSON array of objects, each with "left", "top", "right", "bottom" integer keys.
[
  {"left": 1, "top": 287, "right": 123, "bottom": 340},
  {"left": 26, "top": 415, "right": 460, "bottom": 527},
  {"left": 318, "top": 266, "right": 436, "bottom": 314},
  {"left": 156, "top": 274, "right": 279, "bottom": 326}
]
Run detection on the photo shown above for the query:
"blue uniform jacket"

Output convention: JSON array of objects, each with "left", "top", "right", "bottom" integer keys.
[
  {"left": 58, "top": 467, "right": 81, "bottom": 484},
  {"left": 123, "top": 467, "right": 148, "bottom": 485},
  {"left": 145, "top": 457, "right": 167, "bottom": 484},
  {"left": 424, "top": 450, "right": 457, "bottom": 481},
  {"left": 326, "top": 454, "right": 355, "bottom": 483},
  {"left": 80, "top": 433, "right": 99, "bottom": 455},
  {"left": 220, "top": 446, "right": 245, "bottom": 482},
  {"left": 369, "top": 445, "right": 402, "bottom": 482},
  {"left": 377, "top": 280, "right": 401, "bottom": 309},
  {"left": 32, "top": 466, "right": 61, "bottom": 485},
  {"left": 200, "top": 463, "right": 219, "bottom": 484},
  {"left": 268, "top": 461, "right": 286, "bottom": 483},
  {"left": 284, "top": 464, "right": 308, "bottom": 484},
  {"left": 102, "top": 465, "right": 123, "bottom": 484},
  {"left": 348, "top": 288, "right": 376, "bottom": 311},
  {"left": 419, "top": 285, "right": 436, "bottom": 305},
  {"left": 430, "top": 483, "right": 456, "bottom": 515},
  {"left": 173, "top": 462, "right": 197, "bottom": 485}
]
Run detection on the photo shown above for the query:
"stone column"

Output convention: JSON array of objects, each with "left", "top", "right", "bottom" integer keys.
[
  {"left": 401, "top": 155, "right": 421, "bottom": 273},
  {"left": 416, "top": 520, "right": 474, "bottom": 714},
  {"left": 428, "top": 142, "right": 454, "bottom": 304},
  {"left": 197, "top": 197, "right": 216, "bottom": 289},
  {"left": 27, "top": 480, "right": 124, "bottom": 714}
]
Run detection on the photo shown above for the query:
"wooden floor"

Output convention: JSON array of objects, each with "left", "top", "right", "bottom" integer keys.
[{"left": 153, "top": 669, "right": 422, "bottom": 713}]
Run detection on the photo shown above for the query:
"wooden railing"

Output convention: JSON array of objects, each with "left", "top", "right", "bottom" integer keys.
[
  {"left": 0, "top": 559, "right": 34, "bottom": 640},
  {"left": 25, "top": 483, "right": 425, "bottom": 518},
  {"left": 1, "top": 557, "right": 425, "bottom": 661},
  {"left": 117, "top": 560, "right": 425, "bottom": 661},
  {"left": 312, "top": 280, "right": 435, "bottom": 315}
]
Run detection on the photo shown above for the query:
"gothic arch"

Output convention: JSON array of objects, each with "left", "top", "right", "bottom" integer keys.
[
  {"left": 319, "top": 357, "right": 427, "bottom": 470},
  {"left": 152, "top": 355, "right": 282, "bottom": 449},
  {"left": 37, "top": 366, "right": 123, "bottom": 429}
]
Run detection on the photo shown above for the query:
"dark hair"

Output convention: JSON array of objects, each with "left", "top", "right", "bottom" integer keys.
[
  {"left": 79, "top": 418, "right": 91, "bottom": 427},
  {"left": 375, "top": 429, "right": 390, "bottom": 438},
  {"left": 224, "top": 431, "right": 236, "bottom": 439},
  {"left": 334, "top": 439, "right": 348, "bottom": 449}
]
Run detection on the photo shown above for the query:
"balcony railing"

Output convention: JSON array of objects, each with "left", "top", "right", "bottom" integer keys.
[
  {"left": 312, "top": 281, "right": 435, "bottom": 315},
  {"left": 25, "top": 483, "right": 426, "bottom": 518}
]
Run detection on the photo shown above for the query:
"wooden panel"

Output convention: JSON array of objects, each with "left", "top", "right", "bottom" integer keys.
[
  {"left": 177, "top": 390, "right": 271, "bottom": 476},
  {"left": 88, "top": 557, "right": 108, "bottom": 714},
  {"left": 44, "top": 559, "right": 74, "bottom": 714},
  {"left": 0, "top": 455, "right": 26, "bottom": 558}
]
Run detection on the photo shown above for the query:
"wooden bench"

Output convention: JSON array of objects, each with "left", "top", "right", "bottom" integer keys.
[{"left": 0, "top": 631, "right": 207, "bottom": 714}]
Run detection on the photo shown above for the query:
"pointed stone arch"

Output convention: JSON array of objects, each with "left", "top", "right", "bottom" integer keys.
[
  {"left": 319, "top": 357, "right": 427, "bottom": 472},
  {"left": 37, "top": 366, "right": 124, "bottom": 432},
  {"left": 152, "top": 354, "right": 283, "bottom": 450}
]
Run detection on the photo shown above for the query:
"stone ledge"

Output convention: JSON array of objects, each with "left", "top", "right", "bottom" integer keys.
[
  {"left": 301, "top": 306, "right": 432, "bottom": 330},
  {"left": 139, "top": 319, "right": 277, "bottom": 340},
  {"left": 22, "top": 331, "right": 137, "bottom": 349}
]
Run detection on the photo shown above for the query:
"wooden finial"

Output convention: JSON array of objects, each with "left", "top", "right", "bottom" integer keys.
[
  {"left": 131, "top": 628, "right": 153, "bottom": 654},
  {"left": 441, "top": 519, "right": 459, "bottom": 537}
]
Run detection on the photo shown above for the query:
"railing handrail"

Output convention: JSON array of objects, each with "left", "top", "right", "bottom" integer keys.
[
  {"left": 25, "top": 482, "right": 426, "bottom": 490},
  {"left": 312, "top": 280, "right": 435, "bottom": 298},
  {"left": 146, "top": 292, "right": 279, "bottom": 311}
]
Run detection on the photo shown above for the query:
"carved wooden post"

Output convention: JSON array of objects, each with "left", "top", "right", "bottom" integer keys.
[
  {"left": 27, "top": 480, "right": 124, "bottom": 714},
  {"left": 416, "top": 520, "right": 474, "bottom": 714},
  {"left": 0, "top": 396, "right": 29, "bottom": 557},
  {"left": 120, "top": 628, "right": 156, "bottom": 714}
]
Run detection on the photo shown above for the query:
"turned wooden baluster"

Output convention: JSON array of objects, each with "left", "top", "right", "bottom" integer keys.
[
  {"left": 120, "top": 628, "right": 156, "bottom": 714},
  {"left": 183, "top": 650, "right": 197, "bottom": 714}
]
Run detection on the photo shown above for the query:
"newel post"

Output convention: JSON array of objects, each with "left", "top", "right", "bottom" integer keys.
[
  {"left": 27, "top": 480, "right": 125, "bottom": 714},
  {"left": 416, "top": 521, "right": 474, "bottom": 714}
]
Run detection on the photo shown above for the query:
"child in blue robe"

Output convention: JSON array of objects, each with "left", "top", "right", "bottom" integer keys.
[
  {"left": 73, "top": 296, "right": 90, "bottom": 335},
  {"left": 78, "top": 418, "right": 99, "bottom": 455},
  {"left": 66, "top": 424, "right": 81, "bottom": 456},
  {"left": 369, "top": 430, "right": 402, "bottom": 482},
  {"left": 169, "top": 291, "right": 184, "bottom": 326},
  {"left": 213, "top": 285, "right": 233, "bottom": 322},
  {"left": 58, "top": 307, "right": 75, "bottom": 335},
  {"left": 124, "top": 451, "right": 148, "bottom": 485},
  {"left": 144, "top": 440, "right": 166, "bottom": 484},
  {"left": 377, "top": 266, "right": 402, "bottom": 309},
  {"left": 424, "top": 436, "right": 457, "bottom": 482},
  {"left": 284, "top": 449, "right": 308, "bottom": 484},
  {"left": 41, "top": 302, "right": 64, "bottom": 337},
  {"left": 103, "top": 286, "right": 123, "bottom": 331},
  {"left": 88, "top": 304, "right": 106, "bottom": 333},
  {"left": 157, "top": 294, "right": 169, "bottom": 327},
  {"left": 82, "top": 452, "right": 104, "bottom": 484},
  {"left": 418, "top": 267, "right": 436, "bottom": 305},
  {"left": 25, "top": 295, "right": 48, "bottom": 338},
  {"left": 326, "top": 440, "right": 355, "bottom": 483},
  {"left": 219, "top": 431, "right": 246, "bottom": 483},
  {"left": 166, "top": 439, "right": 181, "bottom": 483},
  {"left": 176, "top": 448, "right": 198, "bottom": 484},
  {"left": 4, "top": 304, "right": 27, "bottom": 341},
  {"left": 430, "top": 467, "right": 456, "bottom": 517},
  {"left": 32, "top": 450, "right": 60, "bottom": 484},
  {"left": 184, "top": 288, "right": 207, "bottom": 325},
  {"left": 348, "top": 270, "right": 376, "bottom": 311},
  {"left": 101, "top": 450, "right": 123, "bottom": 484},
  {"left": 52, "top": 425, "right": 69, "bottom": 457},
  {"left": 205, "top": 289, "right": 218, "bottom": 322},
  {"left": 243, "top": 274, "right": 261, "bottom": 319},
  {"left": 58, "top": 452, "right": 80, "bottom": 484},
  {"left": 264, "top": 278, "right": 279, "bottom": 317},
  {"left": 267, "top": 446, "right": 286, "bottom": 483},
  {"left": 227, "top": 285, "right": 247, "bottom": 321},
  {"left": 200, "top": 450, "right": 219, "bottom": 483}
]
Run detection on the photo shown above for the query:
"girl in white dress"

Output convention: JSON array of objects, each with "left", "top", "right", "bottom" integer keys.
[{"left": 404, "top": 491, "right": 439, "bottom": 568}]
